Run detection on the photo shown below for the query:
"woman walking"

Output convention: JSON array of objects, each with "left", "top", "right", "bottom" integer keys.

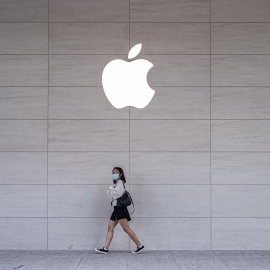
[{"left": 95, "top": 167, "right": 145, "bottom": 254}]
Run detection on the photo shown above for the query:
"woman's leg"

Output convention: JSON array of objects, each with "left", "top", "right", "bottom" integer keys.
[
  {"left": 104, "top": 219, "right": 118, "bottom": 249},
  {"left": 118, "top": 218, "right": 142, "bottom": 246}
]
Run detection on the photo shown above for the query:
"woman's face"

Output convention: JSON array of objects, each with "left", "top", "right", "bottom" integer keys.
[
  {"left": 112, "top": 169, "right": 122, "bottom": 181},
  {"left": 112, "top": 169, "right": 120, "bottom": 176}
]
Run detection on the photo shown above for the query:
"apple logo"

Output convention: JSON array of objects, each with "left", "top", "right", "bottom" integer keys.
[{"left": 102, "top": 43, "right": 155, "bottom": 109}]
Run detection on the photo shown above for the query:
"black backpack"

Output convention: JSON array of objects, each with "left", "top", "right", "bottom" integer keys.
[{"left": 116, "top": 182, "right": 135, "bottom": 214}]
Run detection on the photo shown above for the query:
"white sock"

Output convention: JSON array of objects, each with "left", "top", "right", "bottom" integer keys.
[
  {"left": 138, "top": 245, "right": 143, "bottom": 248},
  {"left": 103, "top": 247, "right": 108, "bottom": 250}
]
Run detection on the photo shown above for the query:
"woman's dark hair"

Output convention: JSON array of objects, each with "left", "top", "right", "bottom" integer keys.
[{"left": 112, "top": 167, "right": 126, "bottom": 184}]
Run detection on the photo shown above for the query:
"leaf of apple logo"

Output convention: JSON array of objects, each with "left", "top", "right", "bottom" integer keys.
[{"left": 102, "top": 43, "right": 155, "bottom": 109}]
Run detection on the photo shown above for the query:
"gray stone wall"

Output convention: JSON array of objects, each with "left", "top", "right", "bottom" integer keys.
[{"left": 1, "top": 0, "right": 270, "bottom": 250}]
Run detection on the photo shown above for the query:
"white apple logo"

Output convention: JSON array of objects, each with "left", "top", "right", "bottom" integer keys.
[{"left": 102, "top": 43, "right": 155, "bottom": 109}]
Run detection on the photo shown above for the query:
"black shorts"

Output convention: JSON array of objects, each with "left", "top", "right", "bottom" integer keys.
[{"left": 110, "top": 206, "right": 131, "bottom": 222}]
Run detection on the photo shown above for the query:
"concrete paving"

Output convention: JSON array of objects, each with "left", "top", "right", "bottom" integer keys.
[{"left": 1, "top": 250, "right": 270, "bottom": 270}]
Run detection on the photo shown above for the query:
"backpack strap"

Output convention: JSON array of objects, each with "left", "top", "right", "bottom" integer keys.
[{"left": 122, "top": 182, "right": 135, "bottom": 214}]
